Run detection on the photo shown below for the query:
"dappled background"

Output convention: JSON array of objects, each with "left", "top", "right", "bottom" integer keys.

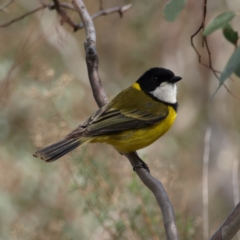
[{"left": 0, "top": 0, "right": 240, "bottom": 239}]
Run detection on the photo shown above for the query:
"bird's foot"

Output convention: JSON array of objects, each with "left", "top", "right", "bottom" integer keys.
[{"left": 133, "top": 159, "right": 150, "bottom": 173}]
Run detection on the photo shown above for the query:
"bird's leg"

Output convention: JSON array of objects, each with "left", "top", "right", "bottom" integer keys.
[
  {"left": 133, "top": 159, "right": 150, "bottom": 172},
  {"left": 121, "top": 151, "right": 150, "bottom": 172},
  {"left": 131, "top": 152, "right": 150, "bottom": 173}
]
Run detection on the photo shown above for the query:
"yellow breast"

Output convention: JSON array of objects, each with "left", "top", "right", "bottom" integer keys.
[{"left": 92, "top": 105, "right": 177, "bottom": 153}]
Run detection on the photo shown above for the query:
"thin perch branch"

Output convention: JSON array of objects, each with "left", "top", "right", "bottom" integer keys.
[
  {"left": 72, "top": 0, "right": 179, "bottom": 239},
  {"left": 72, "top": 0, "right": 108, "bottom": 107},
  {"left": 125, "top": 152, "right": 179, "bottom": 240}
]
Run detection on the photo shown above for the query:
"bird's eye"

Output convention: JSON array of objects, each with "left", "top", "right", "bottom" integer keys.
[{"left": 151, "top": 77, "right": 158, "bottom": 82}]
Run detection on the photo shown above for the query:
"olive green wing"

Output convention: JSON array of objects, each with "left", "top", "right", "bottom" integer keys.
[
  {"left": 65, "top": 86, "right": 169, "bottom": 139},
  {"left": 82, "top": 86, "right": 169, "bottom": 136},
  {"left": 84, "top": 109, "right": 167, "bottom": 136}
]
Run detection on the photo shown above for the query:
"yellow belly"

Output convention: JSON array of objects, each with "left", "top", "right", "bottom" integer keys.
[{"left": 91, "top": 106, "right": 177, "bottom": 153}]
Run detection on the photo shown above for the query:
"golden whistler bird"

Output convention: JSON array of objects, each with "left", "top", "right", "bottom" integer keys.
[{"left": 33, "top": 67, "right": 182, "bottom": 167}]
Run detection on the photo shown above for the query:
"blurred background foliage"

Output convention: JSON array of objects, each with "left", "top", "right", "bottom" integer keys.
[{"left": 0, "top": 0, "right": 240, "bottom": 239}]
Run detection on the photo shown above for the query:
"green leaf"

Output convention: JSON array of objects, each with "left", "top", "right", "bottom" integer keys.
[
  {"left": 223, "top": 24, "right": 238, "bottom": 45},
  {"left": 203, "top": 11, "right": 236, "bottom": 36},
  {"left": 163, "top": 0, "right": 186, "bottom": 22},
  {"left": 235, "top": 64, "right": 240, "bottom": 77},
  {"left": 211, "top": 47, "right": 240, "bottom": 99},
  {"left": 220, "top": 47, "right": 240, "bottom": 85}
]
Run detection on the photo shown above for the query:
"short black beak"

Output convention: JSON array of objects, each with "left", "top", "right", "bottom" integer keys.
[{"left": 170, "top": 76, "right": 182, "bottom": 83}]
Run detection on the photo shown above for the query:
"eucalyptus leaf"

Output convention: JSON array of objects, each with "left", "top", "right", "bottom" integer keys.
[
  {"left": 223, "top": 24, "right": 238, "bottom": 45},
  {"left": 211, "top": 47, "right": 240, "bottom": 99},
  {"left": 220, "top": 47, "right": 240, "bottom": 85},
  {"left": 235, "top": 64, "right": 240, "bottom": 77},
  {"left": 163, "top": 0, "right": 186, "bottom": 22},
  {"left": 203, "top": 11, "right": 236, "bottom": 36}
]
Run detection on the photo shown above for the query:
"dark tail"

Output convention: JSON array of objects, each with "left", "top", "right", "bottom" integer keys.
[{"left": 33, "top": 137, "right": 88, "bottom": 162}]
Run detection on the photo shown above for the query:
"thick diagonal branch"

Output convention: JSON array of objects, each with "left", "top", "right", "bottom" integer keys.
[
  {"left": 72, "top": 0, "right": 179, "bottom": 239},
  {"left": 210, "top": 202, "right": 240, "bottom": 240}
]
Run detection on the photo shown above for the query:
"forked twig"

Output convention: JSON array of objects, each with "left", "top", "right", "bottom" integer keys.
[
  {"left": 52, "top": 0, "right": 78, "bottom": 30},
  {"left": 73, "top": 4, "right": 132, "bottom": 31},
  {"left": 0, "top": 1, "right": 131, "bottom": 32}
]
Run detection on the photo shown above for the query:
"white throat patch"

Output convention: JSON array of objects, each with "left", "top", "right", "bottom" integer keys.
[{"left": 150, "top": 83, "right": 177, "bottom": 104}]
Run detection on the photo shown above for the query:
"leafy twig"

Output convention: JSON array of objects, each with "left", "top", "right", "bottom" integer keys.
[{"left": 190, "top": 0, "right": 240, "bottom": 100}]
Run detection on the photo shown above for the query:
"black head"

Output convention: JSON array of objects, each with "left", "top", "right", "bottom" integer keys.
[{"left": 136, "top": 67, "right": 182, "bottom": 92}]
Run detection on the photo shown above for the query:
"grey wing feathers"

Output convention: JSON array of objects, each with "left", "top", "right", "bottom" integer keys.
[
  {"left": 81, "top": 104, "right": 109, "bottom": 127},
  {"left": 64, "top": 105, "right": 109, "bottom": 139}
]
